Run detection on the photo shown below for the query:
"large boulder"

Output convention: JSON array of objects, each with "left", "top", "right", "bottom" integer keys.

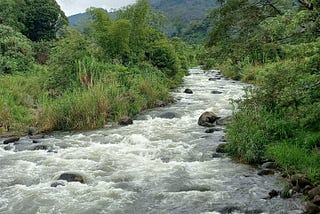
[{"left": 198, "top": 111, "right": 220, "bottom": 127}]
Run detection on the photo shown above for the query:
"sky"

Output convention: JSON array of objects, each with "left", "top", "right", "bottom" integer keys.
[{"left": 56, "top": 0, "right": 137, "bottom": 16}]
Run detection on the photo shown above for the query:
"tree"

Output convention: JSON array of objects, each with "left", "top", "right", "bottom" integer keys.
[
  {"left": 0, "top": 0, "right": 25, "bottom": 32},
  {"left": 22, "top": 0, "right": 68, "bottom": 41}
]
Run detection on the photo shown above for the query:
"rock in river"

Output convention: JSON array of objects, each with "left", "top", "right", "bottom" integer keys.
[
  {"left": 57, "top": 173, "right": 85, "bottom": 183},
  {"left": 184, "top": 88, "right": 193, "bottom": 94},
  {"left": 118, "top": 116, "right": 133, "bottom": 126},
  {"left": 198, "top": 111, "right": 220, "bottom": 127}
]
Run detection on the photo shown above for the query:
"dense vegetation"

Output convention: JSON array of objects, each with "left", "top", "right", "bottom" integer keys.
[
  {"left": 0, "top": 0, "right": 195, "bottom": 134},
  {"left": 203, "top": 0, "right": 320, "bottom": 183}
]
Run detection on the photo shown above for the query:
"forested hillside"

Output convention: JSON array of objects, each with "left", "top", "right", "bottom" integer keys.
[
  {"left": 69, "top": 0, "right": 218, "bottom": 43},
  {"left": 0, "top": 0, "right": 195, "bottom": 134},
  {"left": 202, "top": 0, "right": 320, "bottom": 188}
]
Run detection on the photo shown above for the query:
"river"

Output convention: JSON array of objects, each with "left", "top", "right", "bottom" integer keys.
[{"left": 0, "top": 68, "right": 303, "bottom": 213}]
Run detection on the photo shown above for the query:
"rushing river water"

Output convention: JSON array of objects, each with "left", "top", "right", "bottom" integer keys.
[{"left": 0, "top": 68, "right": 304, "bottom": 214}]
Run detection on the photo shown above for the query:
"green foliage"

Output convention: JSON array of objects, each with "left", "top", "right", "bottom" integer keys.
[
  {"left": 22, "top": 0, "right": 68, "bottom": 41},
  {"left": 267, "top": 142, "right": 320, "bottom": 183},
  {"left": 0, "top": 0, "right": 68, "bottom": 41},
  {"left": 148, "top": 39, "right": 179, "bottom": 77},
  {"left": 47, "top": 28, "right": 91, "bottom": 91},
  {"left": 0, "top": 24, "right": 34, "bottom": 74},
  {"left": 0, "top": 0, "right": 25, "bottom": 32},
  {"left": 0, "top": 0, "right": 192, "bottom": 134},
  {"left": 0, "top": 68, "right": 46, "bottom": 133}
]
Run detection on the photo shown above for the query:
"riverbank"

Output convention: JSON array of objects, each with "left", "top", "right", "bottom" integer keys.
[{"left": 215, "top": 49, "right": 320, "bottom": 213}]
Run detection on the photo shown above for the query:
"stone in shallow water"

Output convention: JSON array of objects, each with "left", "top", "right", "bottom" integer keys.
[
  {"left": 257, "top": 169, "right": 275, "bottom": 176},
  {"left": 50, "top": 181, "right": 66, "bottom": 188},
  {"left": 118, "top": 116, "right": 133, "bottom": 126},
  {"left": 184, "top": 88, "right": 193, "bottom": 94},
  {"left": 3, "top": 137, "right": 20, "bottom": 144},
  {"left": 159, "top": 112, "right": 178, "bottom": 119},
  {"left": 211, "top": 90, "right": 223, "bottom": 94},
  {"left": 198, "top": 111, "right": 220, "bottom": 127},
  {"left": 57, "top": 173, "right": 85, "bottom": 183}
]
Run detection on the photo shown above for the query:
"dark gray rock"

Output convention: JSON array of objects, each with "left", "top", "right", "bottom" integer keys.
[
  {"left": 205, "top": 128, "right": 215, "bottom": 133},
  {"left": 212, "top": 153, "right": 224, "bottom": 158},
  {"left": 312, "top": 195, "right": 320, "bottom": 206},
  {"left": 31, "top": 145, "right": 49, "bottom": 151},
  {"left": 216, "top": 116, "right": 233, "bottom": 126},
  {"left": 304, "top": 202, "right": 320, "bottom": 214},
  {"left": 27, "top": 127, "right": 38, "bottom": 136},
  {"left": 208, "top": 78, "right": 217, "bottom": 81},
  {"left": 308, "top": 187, "right": 320, "bottom": 199},
  {"left": 155, "top": 100, "right": 166, "bottom": 107},
  {"left": 205, "top": 127, "right": 223, "bottom": 133},
  {"left": 198, "top": 111, "right": 220, "bottom": 127},
  {"left": 268, "top": 189, "right": 279, "bottom": 199},
  {"left": 3, "top": 137, "right": 20, "bottom": 144},
  {"left": 303, "top": 185, "right": 313, "bottom": 194},
  {"left": 257, "top": 169, "right": 274, "bottom": 176},
  {"left": 291, "top": 174, "right": 312, "bottom": 189},
  {"left": 280, "top": 187, "right": 294, "bottom": 199},
  {"left": 261, "top": 162, "right": 277, "bottom": 169},
  {"left": 51, "top": 181, "right": 65, "bottom": 188},
  {"left": 57, "top": 173, "right": 85, "bottom": 183},
  {"left": 184, "top": 88, "right": 193, "bottom": 94},
  {"left": 118, "top": 116, "right": 133, "bottom": 126},
  {"left": 211, "top": 90, "right": 223, "bottom": 94}
]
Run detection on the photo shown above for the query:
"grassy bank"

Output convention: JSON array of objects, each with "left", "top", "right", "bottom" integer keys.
[{"left": 216, "top": 40, "right": 320, "bottom": 183}]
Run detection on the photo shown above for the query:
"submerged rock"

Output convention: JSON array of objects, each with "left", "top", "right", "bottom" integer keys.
[
  {"left": 291, "top": 174, "right": 312, "bottom": 189},
  {"left": 261, "top": 161, "right": 277, "bottom": 170},
  {"left": 208, "top": 78, "right": 217, "bottom": 81},
  {"left": 216, "top": 116, "right": 233, "bottom": 126},
  {"left": 184, "top": 88, "right": 193, "bottom": 94},
  {"left": 257, "top": 169, "right": 274, "bottom": 176},
  {"left": 31, "top": 145, "right": 49, "bottom": 151},
  {"left": 268, "top": 189, "right": 279, "bottom": 199},
  {"left": 118, "top": 116, "right": 133, "bottom": 126},
  {"left": 3, "top": 137, "right": 20, "bottom": 144},
  {"left": 198, "top": 111, "right": 220, "bottom": 127},
  {"left": 159, "top": 112, "right": 178, "bottom": 119},
  {"left": 50, "top": 181, "right": 66, "bottom": 188},
  {"left": 57, "top": 173, "right": 85, "bottom": 183},
  {"left": 308, "top": 186, "right": 320, "bottom": 199},
  {"left": 211, "top": 90, "right": 223, "bottom": 94},
  {"left": 205, "top": 128, "right": 223, "bottom": 133}
]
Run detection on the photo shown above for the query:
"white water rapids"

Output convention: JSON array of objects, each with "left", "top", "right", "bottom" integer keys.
[{"left": 0, "top": 68, "right": 303, "bottom": 214}]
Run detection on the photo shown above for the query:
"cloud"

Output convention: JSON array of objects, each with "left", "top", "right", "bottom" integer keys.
[{"left": 56, "top": 0, "right": 137, "bottom": 16}]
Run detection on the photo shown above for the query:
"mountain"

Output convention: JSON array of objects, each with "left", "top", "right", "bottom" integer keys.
[
  {"left": 151, "top": 0, "right": 218, "bottom": 37},
  {"left": 68, "top": 0, "right": 218, "bottom": 43}
]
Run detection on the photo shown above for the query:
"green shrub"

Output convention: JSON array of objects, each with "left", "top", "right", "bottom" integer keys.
[{"left": 0, "top": 24, "right": 34, "bottom": 74}]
